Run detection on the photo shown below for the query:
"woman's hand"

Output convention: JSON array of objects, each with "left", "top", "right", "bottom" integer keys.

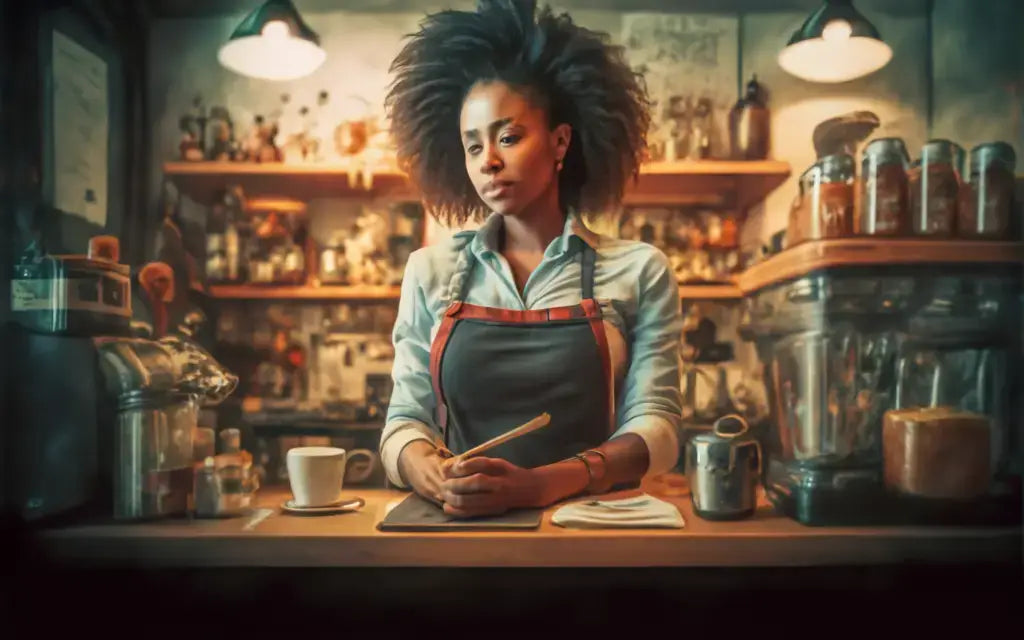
[
  {"left": 397, "top": 440, "right": 448, "bottom": 505},
  {"left": 439, "top": 457, "right": 545, "bottom": 518}
]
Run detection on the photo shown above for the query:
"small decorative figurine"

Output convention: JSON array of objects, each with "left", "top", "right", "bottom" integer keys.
[
  {"left": 205, "top": 106, "right": 235, "bottom": 162},
  {"left": 178, "top": 95, "right": 208, "bottom": 161},
  {"left": 278, "top": 93, "right": 306, "bottom": 164},
  {"left": 343, "top": 209, "right": 389, "bottom": 285},
  {"left": 251, "top": 115, "right": 281, "bottom": 163},
  {"left": 178, "top": 115, "right": 204, "bottom": 161}
]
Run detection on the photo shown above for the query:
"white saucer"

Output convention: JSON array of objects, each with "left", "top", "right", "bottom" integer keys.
[{"left": 281, "top": 496, "right": 365, "bottom": 515}]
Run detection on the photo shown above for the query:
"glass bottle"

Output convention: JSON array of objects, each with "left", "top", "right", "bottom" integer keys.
[
  {"left": 688, "top": 98, "right": 713, "bottom": 160},
  {"left": 729, "top": 75, "right": 770, "bottom": 160}
]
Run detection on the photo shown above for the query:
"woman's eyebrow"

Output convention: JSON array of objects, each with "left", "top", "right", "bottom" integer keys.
[{"left": 462, "top": 117, "right": 514, "bottom": 139}]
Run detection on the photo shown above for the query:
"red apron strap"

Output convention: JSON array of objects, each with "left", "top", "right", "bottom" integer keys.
[
  {"left": 453, "top": 302, "right": 586, "bottom": 323},
  {"left": 429, "top": 301, "right": 463, "bottom": 431},
  {"left": 580, "top": 298, "right": 615, "bottom": 432}
]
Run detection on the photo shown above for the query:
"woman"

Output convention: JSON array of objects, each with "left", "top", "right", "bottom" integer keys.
[{"left": 379, "top": 0, "right": 682, "bottom": 518}]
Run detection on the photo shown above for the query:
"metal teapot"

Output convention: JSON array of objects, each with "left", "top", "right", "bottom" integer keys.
[{"left": 685, "top": 415, "right": 762, "bottom": 520}]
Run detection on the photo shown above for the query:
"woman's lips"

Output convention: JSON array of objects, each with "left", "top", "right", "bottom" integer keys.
[{"left": 483, "top": 180, "right": 515, "bottom": 199}]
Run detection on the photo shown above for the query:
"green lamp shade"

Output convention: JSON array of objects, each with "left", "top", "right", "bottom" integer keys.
[
  {"left": 778, "top": 0, "right": 892, "bottom": 83},
  {"left": 218, "top": 0, "right": 326, "bottom": 81}
]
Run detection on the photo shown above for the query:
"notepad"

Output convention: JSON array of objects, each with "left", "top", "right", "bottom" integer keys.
[{"left": 376, "top": 493, "right": 543, "bottom": 531}]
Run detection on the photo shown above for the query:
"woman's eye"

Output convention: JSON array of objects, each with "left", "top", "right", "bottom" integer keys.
[
  {"left": 499, "top": 134, "right": 520, "bottom": 146},
  {"left": 466, "top": 144, "right": 482, "bottom": 155}
]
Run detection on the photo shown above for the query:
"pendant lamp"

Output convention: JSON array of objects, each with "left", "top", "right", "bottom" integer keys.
[
  {"left": 778, "top": 0, "right": 892, "bottom": 83},
  {"left": 218, "top": 0, "right": 326, "bottom": 81}
]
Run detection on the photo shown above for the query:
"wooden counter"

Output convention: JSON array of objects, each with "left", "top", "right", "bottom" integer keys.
[{"left": 32, "top": 477, "right": 1021, "bottom": 569}]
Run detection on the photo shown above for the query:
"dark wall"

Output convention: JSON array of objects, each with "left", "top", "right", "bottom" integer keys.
[
  {"left": 1, "top": 0, "right": 152, "bottom": 504},
  {"left": 0, "top": 0, "right": 149, "bottom": 270},
  {"left": 1, "top": 0, "right": 152, "bottom": 313},
  {"left": 931, "top": 0, "right": 1024, "bottom": 155}
]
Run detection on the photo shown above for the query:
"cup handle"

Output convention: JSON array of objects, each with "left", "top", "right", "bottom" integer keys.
[{"left": 345, "top": 448, "right": 378, "bottom": 484}]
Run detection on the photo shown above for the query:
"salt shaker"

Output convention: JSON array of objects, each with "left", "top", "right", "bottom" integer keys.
[{"left": 193, "top": 457, "right": 221, "bottom": 518}]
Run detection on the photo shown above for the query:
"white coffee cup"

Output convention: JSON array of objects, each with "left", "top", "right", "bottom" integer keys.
[{"left": 286, "top": 446, "right": 349, "bottom": 507}]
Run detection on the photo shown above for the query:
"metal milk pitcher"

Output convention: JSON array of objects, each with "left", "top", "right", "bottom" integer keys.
[{"left": 686, "top": 415, "right": 762, "bottom": 520}]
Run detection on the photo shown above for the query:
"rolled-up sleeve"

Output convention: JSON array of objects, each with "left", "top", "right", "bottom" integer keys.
[
  {"left": 612, "top": 248, "right": 683, "bottom": 476},
  {"left": 379, "top": 251, "right": 441, "bottom": 488}
]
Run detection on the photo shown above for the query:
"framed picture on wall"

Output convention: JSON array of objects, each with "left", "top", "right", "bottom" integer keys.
[
  {"left": 38, "top": 7, "right": 126, "bottom": 250},
  {"left": 49, "top": 28, "right": 108, "bottom": 227}
]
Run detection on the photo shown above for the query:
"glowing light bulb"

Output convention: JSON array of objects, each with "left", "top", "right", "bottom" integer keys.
[
  {"left": 822, "top": 19, "right": 852, "bottom": 42},
  {"left": 261, "top": 20, "right": 289, "bottom": 40}
]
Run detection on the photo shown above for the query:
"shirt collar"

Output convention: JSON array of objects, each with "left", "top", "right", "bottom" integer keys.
[{"left": 472, "top": 210, "right": 601, "bottom": 259}]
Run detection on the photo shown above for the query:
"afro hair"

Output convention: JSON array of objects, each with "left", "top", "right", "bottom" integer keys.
[{"left": 385, "top": 0, "right": 651, "bottom": 226}]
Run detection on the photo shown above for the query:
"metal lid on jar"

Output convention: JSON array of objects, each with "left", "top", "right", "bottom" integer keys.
[
  {"left": 817, "top": 152, "right": 856, "bottom": 181},
  {"left": 863, "top": 137, "right": 910, "bottom": 166},
  {"left": 689, "top": 415, "right": 758, "bottom": 472},
  {"left": 118, "top": 389, "right": 175, "bottom": 410},
  {"left": 798, "top": 163, "right": 817, "bottom": 191},
  {"left": 969, "top": 141, "right": 1017, "bottom": 174},
  {"left": 921, "top": 139, "right": 965, "bottom": 172}
]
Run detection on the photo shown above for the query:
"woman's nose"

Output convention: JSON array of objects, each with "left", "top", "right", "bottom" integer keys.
[{"left": 480, "top": 147, "right": 503, "bottom": 174}]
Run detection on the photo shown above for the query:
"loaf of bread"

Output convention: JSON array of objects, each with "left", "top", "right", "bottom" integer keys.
[{"left": 883, "top": 407, "right": 991, "bottom": 500}]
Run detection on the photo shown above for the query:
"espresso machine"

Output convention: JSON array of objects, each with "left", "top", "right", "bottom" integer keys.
[
  {"left": 5, "top": 237, "right": 136, "bottom": 521},
  {"left": 5, "top": 238, "right": 237, "bottom": 523},
  {"left": 742, "top": 262, "right": 1022, "bottom": 526}
]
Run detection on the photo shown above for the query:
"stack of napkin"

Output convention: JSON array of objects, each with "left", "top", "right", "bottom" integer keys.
[{"left": 551, "top": 494, "right": 685, "bottom": 529}]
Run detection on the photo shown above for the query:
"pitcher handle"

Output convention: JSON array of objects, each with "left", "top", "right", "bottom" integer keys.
[
  {"left": 345, "top": 448, "right": 378, "bottom": 484},
  {"left": 713, "top": 414, "right": 750, "bottom": 474}
]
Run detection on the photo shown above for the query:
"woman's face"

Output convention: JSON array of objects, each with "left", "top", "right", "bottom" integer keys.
[{"left": 459, "top": 81, "right": 570, "bottom": 217}]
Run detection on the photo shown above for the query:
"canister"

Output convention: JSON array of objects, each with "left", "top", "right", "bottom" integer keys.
[
  {"left": 958, "top": 142, "right": 1017, "bottom": 239},
  {"left": 859, "top": 137, "right": 911, "bottom": 236},
  {"left": 114, "top": 390, "right": 196, "bottom": 520},
  {"left": 786, "top": 153, "right": 855, "bottom": 248},
  {"left": 909, "top": 139, "right": 964, "bottom": 236},
  {"left": 685, "top": 415, "right": 762, "bottom": 520}
]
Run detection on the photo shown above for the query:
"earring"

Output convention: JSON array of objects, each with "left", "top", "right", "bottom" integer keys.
[{"left": 556, "top": 159, "right": 564, "bottom": 171}]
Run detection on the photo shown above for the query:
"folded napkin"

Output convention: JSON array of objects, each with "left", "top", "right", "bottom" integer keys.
[{"left": 550, "top": 494, "right": 685, "bottom": 529}]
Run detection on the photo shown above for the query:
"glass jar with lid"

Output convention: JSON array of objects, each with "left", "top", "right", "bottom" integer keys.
[
  {"left": 785, "top": 166, "right": 811, "bottom": 248},
  {"left": 909, "top": 139, "right": 964, "bottom": 236},
  {"left": 858, "top": 137, "right": 910, "bottom": 236},
  {"left": 958, "top": 142, "right": 1017, "bottom": 239},
  {"left": 786, "top": 154, "right": 855, "bottom": 247},
  {"left": 114, "top": 391, "right": 197, "bottom": 520}
]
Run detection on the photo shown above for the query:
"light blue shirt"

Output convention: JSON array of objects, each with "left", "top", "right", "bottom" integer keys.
[{"left": 379, "top": 212, "right": 683, "bottom": 487}]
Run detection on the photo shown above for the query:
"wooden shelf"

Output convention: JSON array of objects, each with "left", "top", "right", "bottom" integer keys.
[
  {"left": 212, "top": 283, "right": 747, "bottom": 302},
  {"left": 164, "top": 161, "right": 416, "bottom": 204},
  {"left": 208, "top": 284, "right": 401, "bottom": 301},
  {"left": 165, "top": 159, "right": 791, "bottom": 209},
  {"left": 626, "top": 160, "right": 791, "bottom": 210},
  {"left": 678, "top": 282, "right": 743, "bottom": 300},
  {"left": 206, "top": 240, "right": 1016, "bottom": 302},
  {"left": 244, "top": 418, "right": 385, "bottom": 434},
  {"left": 738, "top": 238, "right": 1024, "bottom": 293}
]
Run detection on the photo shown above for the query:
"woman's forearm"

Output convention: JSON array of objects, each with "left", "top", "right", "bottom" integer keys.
[{"left": 532, "top": 433, "right": 650, "bottom": 507}]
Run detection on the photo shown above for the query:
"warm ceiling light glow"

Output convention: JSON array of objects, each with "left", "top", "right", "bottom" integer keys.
[
  {"left": 821, "top": 19, "right": 852, "bottom": 42},
  {"left": 217, "top": 0, "right": 326, "bottom": 82},
  {"left": 778, "top": 36, "right": 892, "bottom": 83},
  {"left": 779, "top": 0, "right": 892, "bottom": 83},
  {"left": 261, "top": 20, "right": 289, "bottom": 40}
]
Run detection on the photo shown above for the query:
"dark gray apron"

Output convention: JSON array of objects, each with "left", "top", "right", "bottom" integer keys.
[{"left": 428, "top": 242, "right": 613, "bottom": 469}]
